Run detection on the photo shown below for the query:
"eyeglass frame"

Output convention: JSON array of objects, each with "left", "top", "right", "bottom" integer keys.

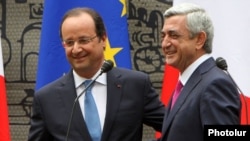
[{"left": 62, "top": 35, "right": 97, "bottom": 48}]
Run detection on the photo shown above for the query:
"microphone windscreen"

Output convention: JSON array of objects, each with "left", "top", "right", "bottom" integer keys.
[
  {"left": 216, "top": 57, "right": 228, "bottom": 71},
  {"left": 101, "top": 60, "right": 114, "bottom": 73}
]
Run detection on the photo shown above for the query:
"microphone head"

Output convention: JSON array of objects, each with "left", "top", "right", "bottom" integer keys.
[
  {"left": 101, "top": 60, "right": 114, "bottom": 73},
  {"left": 216, "top": 57, "right": 228, "bottom": 71}
]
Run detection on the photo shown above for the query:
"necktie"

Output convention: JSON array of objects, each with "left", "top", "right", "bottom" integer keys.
[
  {"left": 84, "top": 80, "right": 101, "bottom": 141},
  {"left": 171, "top": 80, "right": 183, "bottom": 109}
]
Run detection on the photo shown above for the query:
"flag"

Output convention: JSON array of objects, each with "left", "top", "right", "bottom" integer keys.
[
  {"left": 160, "top": 0, "right": 250, "bottom": 125},
  {"left": 0, "top": 36, "right": 11, "bottom": 140},
  {"left": 160, "top": 65, "right": 179, "bottom": 105},
  {"left": 36, "top": 0, "right": 131, "bottom": 90}
]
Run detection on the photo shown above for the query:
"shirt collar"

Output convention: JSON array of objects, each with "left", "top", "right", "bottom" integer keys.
[
  {"left": 180, "top": 54, "right": 212, "bottom": 85},
  {"left": 73, "top": 69, "right": 107, "bottom": 88}
]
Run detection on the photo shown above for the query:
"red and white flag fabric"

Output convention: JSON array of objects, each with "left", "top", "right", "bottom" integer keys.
[
  {"left": 0, "top": 37, "right": 11, "bottom": 140},
  {"left": 161, "top": 0, "right": 250, "bottom": 125}
]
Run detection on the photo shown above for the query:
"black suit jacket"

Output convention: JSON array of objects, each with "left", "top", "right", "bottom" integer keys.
[
  {"left": 28, "top": 67, "right": 165, "bottom": 141},
  {"left": 160, "top": 57, "right": 241, "bottom": 141}
]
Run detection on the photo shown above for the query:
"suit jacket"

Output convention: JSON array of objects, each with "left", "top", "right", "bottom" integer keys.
[
  {"left": 28, "top": 67, "right": 165, "bottom": 141},
  {"left": 160, "top": 57, "right": 241, "bottom": 141}
]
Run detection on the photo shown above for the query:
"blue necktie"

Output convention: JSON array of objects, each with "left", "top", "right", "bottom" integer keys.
[{"left": 84, "top": 80, "right": 101, "bottom": 141}]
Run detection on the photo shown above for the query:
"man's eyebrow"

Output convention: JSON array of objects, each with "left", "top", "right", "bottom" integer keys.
[{"left": 167, "top": 29, "right": 178, "bottom": 33}]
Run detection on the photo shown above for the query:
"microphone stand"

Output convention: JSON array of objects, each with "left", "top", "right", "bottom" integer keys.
[
  {"left": 216, "top": 57, "right": 248, "bottom": 124},
  {"left": 224, "top": 70, "right": 248, "bottom": 124}
]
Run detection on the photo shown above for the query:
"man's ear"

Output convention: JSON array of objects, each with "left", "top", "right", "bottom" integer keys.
[
  {"left": 101, "top": 34, "right": 107, "bottom": 50},
  {"left": 196, "top": 31, "right": 206, "bottom": 50}
]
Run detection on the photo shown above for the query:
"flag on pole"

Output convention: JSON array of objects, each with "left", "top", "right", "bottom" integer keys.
[
  {"left": 160, "top": 0, "right": 250, "bottom": 125},
  {"left": 36, "top": 0, "right": 131, "bottom": 90},
  {"left": 0, "top": 36, "right": 11, "bottom": 141}
]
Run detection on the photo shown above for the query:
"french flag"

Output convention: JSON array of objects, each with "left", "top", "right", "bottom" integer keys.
[{"left": 0, "top": 37, "right": 11, "bottom": 140}]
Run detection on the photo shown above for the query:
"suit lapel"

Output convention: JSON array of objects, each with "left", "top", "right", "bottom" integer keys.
[
  {"left": 161, "top": 58, "right": 215, "bottom": 138},
  {"left": 161, "top": 74, "right": 201, "bottom": 137},
  {"left": 58, "top": 70, "right": 92, "bottom": 140},
  {"left": 101, "top": 68, "right": 123, "bottom": 141}
]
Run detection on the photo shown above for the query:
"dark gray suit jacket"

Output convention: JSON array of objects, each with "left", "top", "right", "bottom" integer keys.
[
  {"left": 160, "top": 57, "right": 241, "bottom": 141},
  {"left": 28, "top": 67, "right": 165, "bottom": 141}
]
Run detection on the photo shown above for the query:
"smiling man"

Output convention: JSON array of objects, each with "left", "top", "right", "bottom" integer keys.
[{"left": 159, "top": 3, "right": 241, "bottom": 141}]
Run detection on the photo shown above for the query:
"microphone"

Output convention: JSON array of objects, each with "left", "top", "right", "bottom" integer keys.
[
  {"left": 215, "top": 57, "right": 228, "bottom": 71},
  {"left": 216, "top": 57, "right": 242, "bottom": 93},
  {"left": 65, "top": 60, "right": 114, "bottom": 141},
  {"left": 101, "top": 59, "right": 114, "bottom": 73},
  {"left": 216, "top": 57, "right": 248, "bottom": 124}
]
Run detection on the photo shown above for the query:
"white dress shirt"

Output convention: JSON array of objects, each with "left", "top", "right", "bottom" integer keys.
[{"left": 73, "top": 69, "right": 107, "bottom": 131}]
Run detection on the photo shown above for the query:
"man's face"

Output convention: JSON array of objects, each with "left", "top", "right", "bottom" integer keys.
[
  {"left": 61, "top": 13, "right": 106, "bottom": 77},
  {"left": 161, "top": 15, "right": 201, "bottom": 73}
]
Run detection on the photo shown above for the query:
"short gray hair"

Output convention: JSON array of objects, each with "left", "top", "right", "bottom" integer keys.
[{"left": 164, "top": 3, "right": 214, "bottom": 53}]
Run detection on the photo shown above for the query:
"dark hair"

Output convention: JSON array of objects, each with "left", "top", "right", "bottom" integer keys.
[{"left": 59, "top": 7, "right": 106, "bottom": 40}]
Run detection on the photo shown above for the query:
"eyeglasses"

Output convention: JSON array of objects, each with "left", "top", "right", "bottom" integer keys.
[{"left": 63, "top": 35, "right": 97, "bottom": 48}]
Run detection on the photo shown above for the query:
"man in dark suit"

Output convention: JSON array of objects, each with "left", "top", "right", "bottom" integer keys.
[
  {"left": 28, "top": 7, "right": 165, "bottom": 141},
  {"left": 159, "top": 3, "right": 241, "bottom": 141}
]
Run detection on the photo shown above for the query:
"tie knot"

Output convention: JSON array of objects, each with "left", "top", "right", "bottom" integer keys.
[
  {"left": 176, "top": 80, "right": 183, "bottom": 91},
  {"left": 83, "top": 80, "right": 94, "bottom": 91}
]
